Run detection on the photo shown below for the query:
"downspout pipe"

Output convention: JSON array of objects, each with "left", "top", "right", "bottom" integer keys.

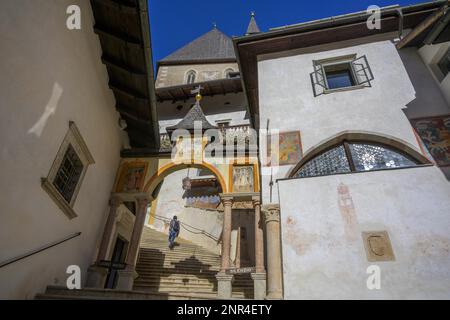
[{"left": 396, "top": 8, "right": 404, "bottom": 39}]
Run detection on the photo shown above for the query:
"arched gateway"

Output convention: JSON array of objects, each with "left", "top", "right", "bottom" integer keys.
[{"left": 86, "top": 92, "right": 266, "bottom": 299}]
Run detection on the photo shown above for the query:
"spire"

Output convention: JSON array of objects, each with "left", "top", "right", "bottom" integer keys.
[
  {"left": 166, "top": 86, "right": 217, "bottom": 134},
  {"left": 246, "top": 11, "right": 260, "bottom": 35}
]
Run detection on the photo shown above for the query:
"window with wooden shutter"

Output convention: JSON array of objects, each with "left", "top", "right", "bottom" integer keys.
[{"left": 310, "top": 54, "right": 374, "bottom": 96}]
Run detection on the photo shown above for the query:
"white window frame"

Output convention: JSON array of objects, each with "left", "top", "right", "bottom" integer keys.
[
  {"left": 311, "top": 54, "right": 374, "bottom": 96},
  {"left": 431, "top": 46, "right": 450, "bottom": 82},
  {"left": 41, "top": 121, "right": 95, "bottom": 219}
]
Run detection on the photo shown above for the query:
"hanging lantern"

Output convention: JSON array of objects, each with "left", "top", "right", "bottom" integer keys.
[{"left": 182, "top": 176, "right": 191, "bottom": 190}]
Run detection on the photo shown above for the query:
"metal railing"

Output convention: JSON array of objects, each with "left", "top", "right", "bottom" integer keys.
[
  {"left": 0, "top": 232, "right": 82, "bottom": 269},
  {"left": 151, "top": 214, "right": 220, "bottom": 243},
  {"left": 159, "top": 124, "right": 257, "bottom": 151}
]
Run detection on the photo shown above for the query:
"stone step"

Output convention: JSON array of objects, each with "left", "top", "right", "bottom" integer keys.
[
  {"left": 136, "top": 257, "right": 221, "bottom": 265},
  {"left": 135, "top": 272, "right": 253, "bottom": 284},
  {"left": 132, "top": 287, "right": 249, "bottom": 299},
  {"left": 134, "top": 283, "right": 253, "bottom": 297},
  {"left": 139, "top": 248, "right": 220, "bottom": 259},
  {"left": 135, "top": 266, "right": 219, "bottom": 273},
  {"left": 134, "top": 277, "right": 253, "bottom": 288},
  {"left": 138, "top": 247, "right": 219, "bottom": 256},
  {"left": 40, "top": 285, "right": 214, "bottom": 300}
]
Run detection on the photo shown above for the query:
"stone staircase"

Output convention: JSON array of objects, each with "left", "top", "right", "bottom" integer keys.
[
  {"left": 36, "top": 227, "right": 253, "bottom": 300},
  {"left": 133, "top": 227, "right": 254, "bottom": 299}
]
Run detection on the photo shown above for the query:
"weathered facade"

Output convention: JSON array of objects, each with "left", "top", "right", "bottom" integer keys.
[
  {"left": 1, "top": 0, "right": 450, "bottom": 301},
  {"left": 235, "top": 0, "right": 450, "bottom": 299}
]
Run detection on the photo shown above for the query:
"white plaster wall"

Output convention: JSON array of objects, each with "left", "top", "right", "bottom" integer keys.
[
  {"left": 0, "top": 0, "right": 122, "bottom": 299},
  {"left": 418, "top": 42, "right": 450, "bottom": 106},
  {"left": 278, "top": 166, "right": 450, "bottom": 299},
  {"left": 257, "top": 39, "right": 446, "bottom": 204}
]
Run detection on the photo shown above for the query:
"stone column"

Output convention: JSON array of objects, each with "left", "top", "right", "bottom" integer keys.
[
  {"left": 86, "top": 195, "right": 122, "bottom": 288},
  {"left": 216, "top": 195, "right": 234, "bottom": 299},
  {"left": 251, "top": 195, "right": 266, "bottom": 299},
  {"left": 116, "top": 195, "right": 149, "bottom": 291},
  {"left": 262, "top": 204, "right": 283, "bottom": 300},
  {"left": 252, "top": 196, "right": 265, "bottom": 273},
  {"left": 220, "top": 196, "right": 233, "bottom": 271},
  {"left": 97, "top": 196, "right": 122, "bottom": 262}
]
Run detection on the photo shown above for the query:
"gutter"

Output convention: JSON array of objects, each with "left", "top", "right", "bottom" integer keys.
[{"left": 233, "top": 0, "right": 446, "bottom": 44}]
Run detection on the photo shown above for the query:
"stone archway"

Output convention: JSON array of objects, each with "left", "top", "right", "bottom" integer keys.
[{"left": 143, "top": 161, "right": 228, "bottom": 195}]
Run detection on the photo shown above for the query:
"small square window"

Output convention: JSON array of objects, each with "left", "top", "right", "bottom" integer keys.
[
  {"left": 310, "top": 55, "right": 374, "bottom": 96},
  {"left": 323, "top": 63, "right": 356, "bottom": 89},
  {"left": 437, "top": 48, "right": 450, "bottom": 79}
]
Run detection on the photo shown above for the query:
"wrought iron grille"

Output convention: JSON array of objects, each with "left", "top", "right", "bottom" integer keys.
[{"left": 53, "top": 144, "right": 84, "bottom": 203}]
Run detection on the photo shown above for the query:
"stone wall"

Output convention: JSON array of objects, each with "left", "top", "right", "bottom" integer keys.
[
  {"left": 0, "top": 0, "right": 122, "bottom": 299},
  {"left": 156, "top": 62, "right": 239, "bottom": 88},
  {"left": 278, "top": 166, "right": 450, "bottom": 299}
]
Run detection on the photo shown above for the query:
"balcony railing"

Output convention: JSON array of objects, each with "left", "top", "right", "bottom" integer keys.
[{"left": 159, "top": 124, "right": 257, "bottom": 152}]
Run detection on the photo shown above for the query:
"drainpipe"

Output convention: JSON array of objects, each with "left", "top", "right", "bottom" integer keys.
[{"left": 396, "top": 8, "right": 404, "bottom": 40}]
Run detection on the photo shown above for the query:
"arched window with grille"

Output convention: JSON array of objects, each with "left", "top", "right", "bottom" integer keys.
[
  {"left": 186, "top": 70, "right": 196, "bottom": 84},
  {"left": 224, "top": 68, "right": 234, "bottom": 79},
  {"left": 291, "top": 139, "right": 429, "bottom": 179}
]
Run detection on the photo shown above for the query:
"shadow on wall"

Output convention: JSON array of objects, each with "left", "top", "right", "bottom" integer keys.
[{"left": 398, "top": 47, "right": 450, "bottom": 180}]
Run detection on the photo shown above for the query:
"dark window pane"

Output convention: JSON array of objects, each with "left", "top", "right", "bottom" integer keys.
[
  {"left": 293, "top": 145, "right": 351, "bottom": 178},
  {"left": 326, "top": 69, "right": 355, "bottom": 89},
  {"left": 438, "top": 49, "right": 450, "bottom": 78},
  {"left": 348, "top": 143, "right": 416, "bottom": 171},
  {"left": 53, "top": 144, "right": 84, "bottom": 203}
]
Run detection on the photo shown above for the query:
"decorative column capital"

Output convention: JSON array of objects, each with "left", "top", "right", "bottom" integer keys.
[
  {"left": 262, "top": 204, "right": 280, "bottom": 223},
  {"left": 220, "top": 195, "right": 234, "bottom": 206},
  {"left": 109, "top": 195, "right": 123, "bottom": 208},
  {"left": 136, "top": 195, "right": 150, "bottom": 207},
  {"left": 252, "top": 195, "right": 261, "bottom": 207}
]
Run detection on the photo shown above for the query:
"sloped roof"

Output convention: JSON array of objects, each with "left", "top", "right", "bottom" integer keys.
[
  {"left": 160, "top": 28, "right": 236, "bottom": 64},
  {"left": 90, "top": 0, "right": 159, "bottom": 150},
  {"left": 166, "top": 102, "right": 217, "bottom": 132},
  {"left": 246, "top": 13, "right": 261, "bottom": 35}
]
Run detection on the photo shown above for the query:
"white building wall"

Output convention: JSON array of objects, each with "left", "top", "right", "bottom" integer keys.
[
  {"left": 257, "top": 38, "right": 448, "bottom": 204},
  {"left": 278, "top": 166, "right": 450, "bottom": 299},
  {"left": 0, "top": 0, "right": 122, "bottom": 299},
  {"left": 256, "top": 33, "right": 450, "bottom": 299}
]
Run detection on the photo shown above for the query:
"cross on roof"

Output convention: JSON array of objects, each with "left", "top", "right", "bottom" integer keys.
[{"left": 190, "top": 85, "right": 203, "bottom": 95}]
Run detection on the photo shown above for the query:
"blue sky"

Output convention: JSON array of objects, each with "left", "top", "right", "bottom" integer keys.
[{"left": 148, "top": 0, "right": 426, "bottom": 65}]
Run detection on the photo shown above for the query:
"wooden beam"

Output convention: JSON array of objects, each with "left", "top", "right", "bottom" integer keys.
[
  {"left": 397, "top": 2, "right": 449, "bottom": 49},
  {"left": 91, "top": 0, "right": 137, "bottom": 14},
  {"left": 101, "top": 55, "right": 146, "bottom": 76},
  {"left": 116, "top": 105, "right": 151, "bottom": 124},
  {"left": 109, "top": 82, "right": 148, "bottom": 101},
  {"left": 94, "top": 25, "right": 142, "bottom": 47}
]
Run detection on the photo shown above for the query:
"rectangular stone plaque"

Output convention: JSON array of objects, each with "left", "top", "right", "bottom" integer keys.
[
  {"left": 362, "top": 231, "right": 395, "bottom": 262},
  {"left": 226, "top": 267, "right": 256, "bottom": 274}
]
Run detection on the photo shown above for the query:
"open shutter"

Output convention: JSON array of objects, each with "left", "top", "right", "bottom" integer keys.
[
  {"left": 310, "top": 61, "right": 327, "bottom": 96},
  {"left": 351, "top": 55, "right": 374, "bottom": 85}
]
